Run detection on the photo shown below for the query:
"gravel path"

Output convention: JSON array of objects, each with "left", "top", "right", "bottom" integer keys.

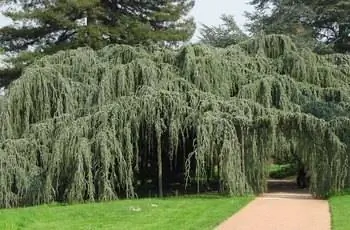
[{"left": 216, "top": 183, "right": 331, "bottom": 230}]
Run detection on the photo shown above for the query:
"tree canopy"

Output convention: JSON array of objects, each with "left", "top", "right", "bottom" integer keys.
[
  {"left": 0, "top": 34, "right": 350, "bottom": 208},
  {"left": 198, "top": 14, "right": 248, "bottom": 48},
  {"left": 246, "top": 0, "right": 350, "bottom": 53},
  {"left": 0, "top": 0, "right": 195, "bottom": 87}
]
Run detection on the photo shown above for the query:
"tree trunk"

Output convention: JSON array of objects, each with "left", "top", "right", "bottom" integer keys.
[
  {"left": 158, "top": 150, "right": 163, "bottom": 197},
  {"left": 156, "top": 124, "right": 163, "bottom": 197}
]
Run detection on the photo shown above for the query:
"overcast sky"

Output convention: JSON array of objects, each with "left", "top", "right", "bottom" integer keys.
[
  {"left": 0, "top": 0, "right": 253, "bottom": 42},
  {"left": 190, "top": 0, "right": 253, "bottom": 41}
]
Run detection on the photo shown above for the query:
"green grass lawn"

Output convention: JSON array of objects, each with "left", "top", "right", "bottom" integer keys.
[
  {"left": 0, "top": 195, "right": 252, "bottom": 230},
  {"left": 330, "top": 195, "right": 350, "bottom": 230}
]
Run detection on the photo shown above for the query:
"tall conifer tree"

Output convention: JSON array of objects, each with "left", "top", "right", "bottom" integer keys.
[{"left": 0, "top": 0, "right": 195, "bottom": 86}]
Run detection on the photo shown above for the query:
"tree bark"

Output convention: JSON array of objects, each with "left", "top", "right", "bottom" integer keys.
[{"left": 156, "top": 124, "right": 163, "bottom": 197}]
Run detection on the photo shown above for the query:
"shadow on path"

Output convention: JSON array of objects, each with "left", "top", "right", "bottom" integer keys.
[{"left": 262, "top": 178, "right": 313, "bottom": 199}]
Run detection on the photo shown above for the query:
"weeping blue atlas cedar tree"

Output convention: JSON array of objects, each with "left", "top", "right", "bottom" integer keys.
[{"left": 0, "top": 35, "right": 350, "bottom": 208}]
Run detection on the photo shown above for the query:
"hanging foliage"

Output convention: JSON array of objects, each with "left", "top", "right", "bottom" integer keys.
[{"left": 0, "top": 34, "right": 350, "bottom": 208}]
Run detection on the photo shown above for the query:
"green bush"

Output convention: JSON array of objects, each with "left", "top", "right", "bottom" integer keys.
[{"left": 268, "top": 164, "right": 297, "bottom": 179}]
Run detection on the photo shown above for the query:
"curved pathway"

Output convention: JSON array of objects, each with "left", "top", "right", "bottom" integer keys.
[{"left": 216, "top": 180, "right": 331, "bottom": 230}]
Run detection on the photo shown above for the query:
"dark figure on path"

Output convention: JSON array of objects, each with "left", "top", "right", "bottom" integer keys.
[{"left": 297, "top": 166, "right": 307, "bottom": 188}]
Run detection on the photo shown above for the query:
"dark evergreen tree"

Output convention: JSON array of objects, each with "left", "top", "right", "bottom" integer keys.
[
  {"left": 0, "top": 0, "right": 195, "bottom": 87},
  {"left": 246, "top": 0, "right": 350, "bottom": 53}
]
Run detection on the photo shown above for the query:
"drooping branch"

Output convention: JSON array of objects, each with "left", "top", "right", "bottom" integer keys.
[{"left": 0, "top": 34, "right": 349, "bottom": 208}]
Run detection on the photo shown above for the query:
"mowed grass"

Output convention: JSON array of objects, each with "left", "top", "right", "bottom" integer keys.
[
  {"left": 0, "top": 195, "right": 252, "bottom": 230},
  {"left": 330, "top": 195, "right": 350, "bottom": 230}
]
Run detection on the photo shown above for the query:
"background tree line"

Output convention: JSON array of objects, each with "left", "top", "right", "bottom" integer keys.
[{"left": 200, "top": 0, "right": 350, "bottom": 54}]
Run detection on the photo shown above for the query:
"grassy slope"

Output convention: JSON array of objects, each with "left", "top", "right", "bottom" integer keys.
[
  {"left": 329, "top": 195, "right": 350, "bottom": 230},
  {"left": 0, "top": 196, "right": 252, "bottom": 230}
]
